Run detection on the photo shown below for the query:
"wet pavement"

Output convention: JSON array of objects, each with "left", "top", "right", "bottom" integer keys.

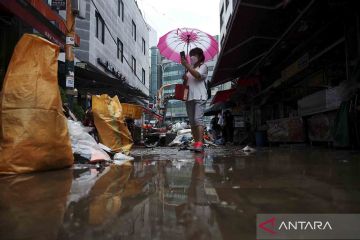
[{"left": 0, "top": 146, "right": 360, "bottom": 240}]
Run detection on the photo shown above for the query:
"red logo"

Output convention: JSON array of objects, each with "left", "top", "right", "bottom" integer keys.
[{"left": 259, "top": 217, "right": 277, "bottom": 235}]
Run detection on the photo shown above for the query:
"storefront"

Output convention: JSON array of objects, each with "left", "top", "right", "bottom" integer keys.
[
  {"left": 211, "top": 0, "right": 360, "bottom": 147},
  {"left": 0, "top": 0, "right": 80, "bottom": 86},
  {"left": 0, "top": 0, "right": 148, "bottom": 111}
]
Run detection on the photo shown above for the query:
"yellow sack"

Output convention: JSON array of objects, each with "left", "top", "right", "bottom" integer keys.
[
  {"left": 0, "top": 34, "right": 74, "bottom": 174},
  {"left": 92, "top": 94, "right": 133, "bottom": 154}
]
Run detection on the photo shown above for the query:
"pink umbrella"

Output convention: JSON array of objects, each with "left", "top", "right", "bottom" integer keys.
[{"left": 157, "top": 27, "right": 219, "bottom": 63}]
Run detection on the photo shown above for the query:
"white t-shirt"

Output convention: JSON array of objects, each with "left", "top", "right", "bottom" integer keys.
[{"left": 186, "top": 64, "right": 208, "bottom": 101}]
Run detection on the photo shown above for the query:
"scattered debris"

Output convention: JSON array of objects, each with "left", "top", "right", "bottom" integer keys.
[
  {"left": 220, "top": 201, "right": 228, "bottom": 206},
  {"left": 241, "top": 145, "right": 256, "bottom": 153},
  {"left": 113, "top": 152, "right": 134, "bottom": 161},
  {"left": 68, "top": 120, "right": 111, "bottom": 162}
]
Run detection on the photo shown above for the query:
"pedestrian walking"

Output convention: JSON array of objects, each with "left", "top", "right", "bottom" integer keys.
[{"left": 181, "top": 47, "right": 209, "bottom": 152}]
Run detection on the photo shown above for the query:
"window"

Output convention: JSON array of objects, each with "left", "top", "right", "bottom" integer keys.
[
  {"left": 142, "top": 68, "right": 145, "bottom": 84},
  {"left": 117, "top": 38, "right": 123, "bottom": 62},
  {"left": 131, "top": 56, "right": 136, "bottom": 75},
  {"left": 220, "top": 6, "right": 224, "bottom": 28},
  {"left": 142, "top": 38, "right": 146, "bottom": 55},
  {"left": 225, "top": 0, "right": 229, "bottom": 10},
  {"left": 95, "top": 11, "right": 105, "bottom": 43},
  {"left": 118, "top": 0, "right": 124, "bottom": 21},
  {"left": 132, "top": 20, "right": 136, "bottom": 41}
]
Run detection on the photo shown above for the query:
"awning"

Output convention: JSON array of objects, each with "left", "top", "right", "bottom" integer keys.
[
  {"left": 237, "top": 76, "right": 261, "bottom": 87},
  {"left": 211, "top": 0, "right": 314, "bottom": 87},
  {"left": 58, "top": 61, "right": 149, "bottom": 104},
  {"left": 204, "top": 101, "right": 234, "bottom": 116},
  {"left": 0, "top": 0, "right": 80, "bottom": 49},
  {"left": 211, "top": 88, "right": 236, "bottom": 105}
]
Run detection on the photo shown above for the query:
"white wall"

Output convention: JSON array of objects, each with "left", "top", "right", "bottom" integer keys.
[
  {"left": 148, "top": 25, "right": 158, "bottom": 48},
  {"left": 219, "top": 0, "right": 235, "bottom": 49},
  {"left": 75, "top": 0, "right": 150, "bottom": 96}
]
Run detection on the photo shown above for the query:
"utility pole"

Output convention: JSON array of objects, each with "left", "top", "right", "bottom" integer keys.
[{"left": 65, "top": 0, "right": 76, "bottom": 110}]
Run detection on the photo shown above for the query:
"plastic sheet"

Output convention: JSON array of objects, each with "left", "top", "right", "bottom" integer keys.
[
  {"left": 0, "top": 34, "right": 73, "bottom": 174},
  {"left": 92, "top": 94, "right": 133, "bottom": 154}
]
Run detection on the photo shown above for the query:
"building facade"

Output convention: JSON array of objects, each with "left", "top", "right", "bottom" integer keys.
[
  {"left": 219, "top": 0, "right": 238, "bottom": 48},
  {"left": 212, "top": 0, "right": 360, "bottom": 147},
  {"left": 160, "top": 58, "right": 187, "bottom": 121},
  {"left": 74, "top": 0, "right": 150, "bottom": 96},
  {"left": 0, "top": 0, "right": 81, "bottom": 87},
  {"left": 149, "top": 47, "right": 161, "bottom": 105}
]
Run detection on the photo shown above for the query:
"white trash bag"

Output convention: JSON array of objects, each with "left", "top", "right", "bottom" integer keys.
[
  {"left": 113, "top": 152, "right": 134, "bottom": 160},
  {"left": 67, "top": 120, "right": 111, "bottom": 161}
]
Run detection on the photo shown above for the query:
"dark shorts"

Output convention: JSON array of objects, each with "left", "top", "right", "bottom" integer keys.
[{"left": 185, "top": 100, "right": 206, "bottom": 127}]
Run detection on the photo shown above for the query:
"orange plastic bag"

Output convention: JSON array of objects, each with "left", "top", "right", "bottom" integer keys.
[
  {"left": 92, "top": 94, "right": 133, "bottom": 154},
  {"left": 0, "top": 34, "right": 73, "bottom": 174}
]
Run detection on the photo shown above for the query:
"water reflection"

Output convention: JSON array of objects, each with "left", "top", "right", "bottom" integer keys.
[
  {"left": 0, "top": 148, "right": 359, "bottom": 240},
  {"left": 175, "top": 153, "right": 218, "bottom": 240},
  {"left": 59, "top": 164, "right": 132, "bottom": 239},
  {"left": 0, "top": 169, "right": 73, "bottom": 240}
]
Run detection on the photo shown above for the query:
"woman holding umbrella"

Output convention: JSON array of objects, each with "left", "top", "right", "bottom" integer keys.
[
  {"left": 157, "top": 28, "right": 219, "bottom": 152},
  {"left": 181, "top": 47, "right": 208, "bottom": 152}
]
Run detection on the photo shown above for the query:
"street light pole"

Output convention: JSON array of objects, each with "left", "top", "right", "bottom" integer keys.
[{"left": 65, "top": 0, "right": 76, "bottom": 110}]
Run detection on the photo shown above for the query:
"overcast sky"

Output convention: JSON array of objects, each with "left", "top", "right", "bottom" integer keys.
[{"left": 137, "top": 0, "right": 220, "bottom": 42}]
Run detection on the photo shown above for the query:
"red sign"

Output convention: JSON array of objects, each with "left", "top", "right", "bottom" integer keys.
[{"left": 0, "top": 0, "right": 80, "bottom": 48}]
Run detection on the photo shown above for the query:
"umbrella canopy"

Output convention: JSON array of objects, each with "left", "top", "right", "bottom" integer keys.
[{"left": 157, "top": 27, "right": 219, "bottom": 63}]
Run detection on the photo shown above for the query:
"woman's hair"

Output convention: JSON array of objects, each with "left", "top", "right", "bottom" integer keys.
[{"left": 189, "top": 47, "right": 205, "bottom": 63}]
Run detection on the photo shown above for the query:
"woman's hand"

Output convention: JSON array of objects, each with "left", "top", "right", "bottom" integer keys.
[
  {"left": 181, "top": 56, "right": 202, "bottom": 80},
  {"left": 181, "top": 57, "right": 190, "bottom": 69},
  {"left": 182, "top": 74, "right": 188, "bottom": 82}
]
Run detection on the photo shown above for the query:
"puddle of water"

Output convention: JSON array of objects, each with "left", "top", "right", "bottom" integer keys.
[{"left": 0, "top": 147, "right": 359, "bottom": 239}]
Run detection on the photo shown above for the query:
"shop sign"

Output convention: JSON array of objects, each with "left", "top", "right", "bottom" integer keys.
[
  {"left": 66, "top": 76, "right": 74, "bottom": 88},
  {"left": 97, "top": 58, "right": 123, "bottom": 79},
  {"left": 51, "top": 0, "right": 66, "bottom": 10},
  {"left": 234, "top": 116, "right": 245, "bottom": 128}
]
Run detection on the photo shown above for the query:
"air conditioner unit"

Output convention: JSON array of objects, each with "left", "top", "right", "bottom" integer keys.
[{"left": 72, "top": 0, "right": 86, "bottom": 19}]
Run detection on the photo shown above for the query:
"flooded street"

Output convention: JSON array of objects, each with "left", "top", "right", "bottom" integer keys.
[{"left": 1, "top": 147, "right": 360, "bottom": 240}]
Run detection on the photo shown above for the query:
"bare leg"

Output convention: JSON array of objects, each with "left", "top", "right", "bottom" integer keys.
[
  {"left": 191, "top": 126, "right": 197, "bottom": 140},
  {"left": 194, "top": 126, "right": 204, "bottom": 143}
]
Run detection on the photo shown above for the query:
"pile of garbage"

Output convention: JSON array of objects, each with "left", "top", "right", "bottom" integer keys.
[
  {"left": 168, "top": 124, "right": 218, "bottom": 149},
  {"left": 169, "top": 129, "right": 193, "bottom": 147},
  {"left": 0, "top": 34, "right": 134, "bottom": 175},
  {"left": 67, "top": 120, "right": 134, "bottom": 166},
  {"left": 171, "top": 122, "right": 189, "bottom": 133}
]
